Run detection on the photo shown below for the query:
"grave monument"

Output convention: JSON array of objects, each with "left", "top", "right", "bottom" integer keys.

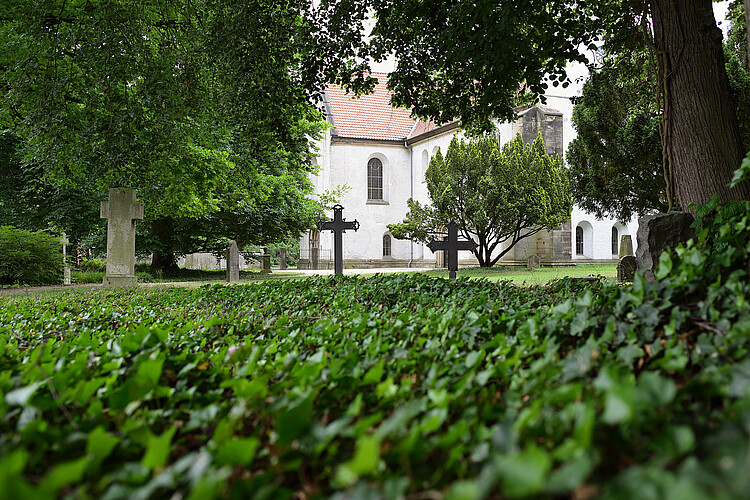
[
  {"left": 100, "top": 188, "right": 144, "bottom": 286},
  {"left": 226, "top": 240, "right": 240, "bottom": 282},
  {"left": 61, "top": 232, "right": 71, "bottom": 286},
  {"left": 427, "top": 220, "right": 478, "bottom": 280},
  {"left": 318, "top": 204, "right": 359, "bottom": 275}
]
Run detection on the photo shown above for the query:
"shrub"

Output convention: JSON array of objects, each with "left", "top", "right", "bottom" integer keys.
[
  {"left": 0, "top": 226, "right": 64, "bottom": 286},
  {"left": 78, "top": 258, "right": 106, "bottom": 272}
]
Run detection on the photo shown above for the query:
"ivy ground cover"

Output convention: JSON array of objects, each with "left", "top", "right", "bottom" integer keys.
[{"left": 1, "top": 268, "right": 749, "bottom": 499}]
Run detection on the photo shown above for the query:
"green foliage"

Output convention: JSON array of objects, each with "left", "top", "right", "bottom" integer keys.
[
  {"left": 568, "top": 6, "right": 750, "bottom": 220},
  {"left": 0, "top": 226, "right": 64, "bottom": 286},
  {"left": 389, "top": 133, "right": 571, "bottom": 266},
  {"left": 312, "top": 0, "right": 626, "bottom": 130},
  {"left": 567, "top": 51, "right": 669, "bottom": 221},
  {"left": 0, "top": 0, "right": 328, "bottom": 267}
]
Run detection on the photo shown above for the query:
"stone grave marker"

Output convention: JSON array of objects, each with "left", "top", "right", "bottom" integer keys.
[
  {"left": 619, "top": 235, "right": 634, "bottom": 258},
  {"left": 100, "top": 188, "right": 144, "bottom": 286},
  {"left": 226, "top": 240, "right": 240, "bottom": 282},
  {"left": 527, "top": 254, "right": 541, "bottom": 269},
  {"left": 260, "top": 246, "right": 271, "bottom": 274},
  {"left": 319, "top": 204, "right": 359, "bottom": 275},
  {"left": 427, "top": 220, "right": 478, "bottom": 280},
  {"left": 617, "top": 255, "right": 637, "bottom": 282},
  {"left": 636, "top": 212, "right": 695, "bottom": 281},
  {"left": 279, "top": 247, "right": 288, "bottom": 270},
  {"left": 61, "top": 232, "right": 71, "bottom": 285}
]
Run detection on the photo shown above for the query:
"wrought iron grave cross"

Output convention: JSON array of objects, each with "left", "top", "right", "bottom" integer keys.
[
  {"left": 427, "top": 220, "right": 477, "bottom": 280},
  {"left": 318, "top": 204, "right": 360, "bottom": 275}
]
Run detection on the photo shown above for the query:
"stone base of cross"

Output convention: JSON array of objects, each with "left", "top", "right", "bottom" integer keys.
[{"left": 427, "top": 220, "right": 477, "bottom": 280}]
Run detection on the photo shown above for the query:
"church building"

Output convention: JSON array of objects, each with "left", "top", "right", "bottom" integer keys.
[{"left": 300, "top": 73, "right": 637, "bottom": 269}]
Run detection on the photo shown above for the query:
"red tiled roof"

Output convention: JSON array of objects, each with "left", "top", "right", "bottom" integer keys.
[{"left": 326, "top": 73, "right": 442, "bottom": 141}]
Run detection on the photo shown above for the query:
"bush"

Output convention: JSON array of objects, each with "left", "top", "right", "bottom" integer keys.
[
  {"left": 0, "top": 226, "right": 64, "bottom": 286},
  {"left": 78, "top": 258, "right": 106, "bottom": 272}
]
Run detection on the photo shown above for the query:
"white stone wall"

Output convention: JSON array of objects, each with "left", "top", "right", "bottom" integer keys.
[{"left": 570, "top": 205, "right": 639, "bottom": 260}]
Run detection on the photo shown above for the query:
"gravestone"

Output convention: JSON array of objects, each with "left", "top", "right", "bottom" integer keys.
[
  {"left": 100, "top": 188, "right": 144, "bottom": 286},
  {"left": 617, "top": 255, "right": 637, "bottom": 282},
  {"left": 226, "top": 240, "right": 239, "bottom": 282},
  {"left": 279, "top": 247, "right": 288, "bottom": 270},
  {"left": 619, "top": 235, "right": 634, "bottom": 258},
  {"left": 61, "top": 232, "right": 71, "bottom": 286},
  {"left": 636, "top": 212, "right": 695, "bottom": 281},
  {"left": 527, "top": 254, "right": 541, "bottom": 269},
  {"left": 427, "top": 220, "right": 478, "bottom": 280},
  {"left": 319, "top": 204, "right": 360, "bottom": 275},
  {"left": 260, "top": 246, "right": 271, "bottom": 274}
]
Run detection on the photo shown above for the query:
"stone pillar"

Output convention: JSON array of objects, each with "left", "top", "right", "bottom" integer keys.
[
  {"left": 619, "top": 235, "right": 634, "bottom": 258},
  {"left": 226, "top": 240, "right": 239, "bottom": 282},
  {"left": 279, "top": 247, "right": 288, "bottom": 270},
  {"left": 260, "top": 246, "right": 271, "bottom": 274},
  {"left": 100, "top": 188, "right": 144, "bottom": 287},
  {"left": 310, "top": 247, "right": 319, "bottom": 270},
  {"left": 61, "top": 232, "right": 71, "bottom": 285}
]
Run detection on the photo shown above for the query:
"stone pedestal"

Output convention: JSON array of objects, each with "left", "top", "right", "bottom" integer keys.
[
  {"left": 619, "top": 235, "right": 634, "bottom": 258},
  {"left": 260, "top": 247, "right": 271, "bottom": 274},
  {"left": 100, "top": 188, "right": 144, "bottom": 287},
  {"left": 617, "top": 255, "right": 637, "bottom": 282},
  {"left": 279, "top": 248, "right": 287, "bottom": 270},
  {"left": 636, "top": 212, "right": 695, "bottom": 281},
  {"left": 310, "top": 248, "right": 320, "bottom": 270},
  {"left": 226, "top": 240, "right": 240, "bottom": 282}
]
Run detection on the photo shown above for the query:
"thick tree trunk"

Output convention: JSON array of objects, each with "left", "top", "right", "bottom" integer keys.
[{"left": 651, "top": 0, "right": 750, "bottom": 209}]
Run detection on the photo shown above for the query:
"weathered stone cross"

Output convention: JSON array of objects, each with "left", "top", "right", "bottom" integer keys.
[
  {"left": 427, "top": 220, "right": 478, "bottom": 280},
  {"left": 100, "top": 188, "right": 144, "bottom": 286},
  {"left": 318, "top": 204, "right": 359, "bottom": 275}
]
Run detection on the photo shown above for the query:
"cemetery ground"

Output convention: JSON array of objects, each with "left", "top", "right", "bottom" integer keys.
[{"left": 2, "top": 216, "right": 750, "bottom": 500}]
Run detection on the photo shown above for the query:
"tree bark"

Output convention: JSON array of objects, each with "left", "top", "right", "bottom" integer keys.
[{"left": 651, "top": 0, "right": 750, "bottom": 209}]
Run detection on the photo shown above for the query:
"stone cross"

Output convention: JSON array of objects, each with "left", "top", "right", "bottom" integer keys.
[
  {"left": 226, "top": 240, "right": 240, "bottom": 282},
  {"left": 318, "top": 204, "right": 359, "bottom": 275},
  {"left": 427, "top": 220, "right": 478, "bottom": 280},
  {"left": 279, "top": 247, "right": 288, "bottom": 270},
  {"left": 100, "top": 188, "right": 144, "bottom": 286},
  {"left": 61, "top": 232, "right": 71, "bottom": 286}
]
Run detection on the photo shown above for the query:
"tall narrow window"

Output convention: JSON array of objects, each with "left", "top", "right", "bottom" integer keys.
[
  {"left": 383, "top": 234, "right": 392, "bottom": 257},
  {"left": 367, "top": 158, "right": 383, "bottom": 200},
  {"left": 611, "top": 226, "right": 619, "bottom": 256},
  {"left": 576, "top": 226, "right": 584, "bottom": 255}
]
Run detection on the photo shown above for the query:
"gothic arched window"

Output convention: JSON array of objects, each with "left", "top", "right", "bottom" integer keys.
[
  {"left": 576, "top": 226, "right": 584, "bottom": 255},
  {"left": 367, "top": 158, "right": 383, "bottom": 200},
  {"left": 611, "top": 226, "right": 619, "bottom": 256},
  {"left": 383, "top": 233, "right": 392, "bottom": 257}
]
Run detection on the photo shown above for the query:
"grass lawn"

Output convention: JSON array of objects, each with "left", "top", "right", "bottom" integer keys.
[{"left": 426, "top": 264, "right": 617, "bottom": 284}]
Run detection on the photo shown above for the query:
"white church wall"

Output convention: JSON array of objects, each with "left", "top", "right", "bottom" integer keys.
[
  {"left": 320, "top": 141, "right": 413, "bottom": 261},
  {"left": 570, "top": 205, "right": 639, "bottom": 260}
]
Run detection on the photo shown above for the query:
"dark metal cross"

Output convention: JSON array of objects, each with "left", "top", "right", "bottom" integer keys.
[
  {"left": 318, "top": 204, "right": 360, "bottom": 275},
  {"left": 427, "top": 220, "right": 477, "bottom": 280}
]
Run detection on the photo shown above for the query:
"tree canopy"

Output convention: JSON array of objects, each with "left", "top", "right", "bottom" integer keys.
[
  {"left": 388, "top": 134, "right": 571, "bottom": 267},
  {"left": 312, "top": 0, "right": 750, "bottom": 210},
  {"left": 0, "top": 0, "right": 328, "bottom": 267}
]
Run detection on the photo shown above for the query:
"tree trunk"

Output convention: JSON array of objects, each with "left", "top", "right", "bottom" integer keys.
[{"left": 651, "top": 0, "right": 750, "bottom": 209}]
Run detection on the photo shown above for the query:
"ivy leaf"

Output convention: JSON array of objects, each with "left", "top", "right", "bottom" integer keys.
[
  {"left": 142, "top": 427, "right": 177, "bottom": 469},
  {"left": 496, "top": 445, "right": 552, "bottom": 498}
]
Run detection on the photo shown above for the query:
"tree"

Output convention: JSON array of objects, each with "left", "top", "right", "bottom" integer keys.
[
  {"left": 0, "top": 0, "right": 327, "bottom": 269},
  {"left": 311, "top": 0, "right": 750, "bottom": 210},
  {"left": 388, "top": 134, "right": 571, "bottom": 267},
  {"left": 567, "top": 51, "right": 667, "bottom": 221},
  {"left": 568, "top": 3, "right": 750, "bottom": 221}
]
